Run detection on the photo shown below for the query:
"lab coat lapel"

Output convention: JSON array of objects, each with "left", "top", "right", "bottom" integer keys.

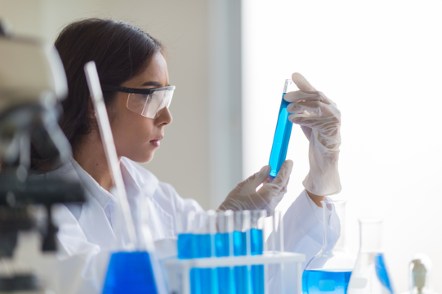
[
  {"left": 121, "top": 158, "right": 174, "bottom": 241},
  {"left": 69, "top": 161, "right": 118, "bottom": 249},
  {"left": 77, "top": 193, "right": 117, "bottom": 249},
  {"left": 44, "top": 160, "right": 118, "bottom": 249}
]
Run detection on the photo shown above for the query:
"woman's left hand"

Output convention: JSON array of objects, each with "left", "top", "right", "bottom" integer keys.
[
  {"left": 284, "top": 73, "right": 341, "bottom": 196},
  {"left": 218, "top": 160, "right": 293, "bottom": 216}
]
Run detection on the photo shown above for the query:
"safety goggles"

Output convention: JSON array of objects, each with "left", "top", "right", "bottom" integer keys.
[{"left": 102, "top": 85, "right": 175, "bottom": 119}]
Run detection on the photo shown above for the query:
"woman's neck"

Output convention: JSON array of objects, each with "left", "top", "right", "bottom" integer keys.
[{"left": 74, "top": 131, "right": 116, "bottom": 192}]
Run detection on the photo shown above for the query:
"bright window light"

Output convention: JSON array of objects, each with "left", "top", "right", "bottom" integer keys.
[{"left": 242, "top": 1, "right": 442, "bottom": 292}]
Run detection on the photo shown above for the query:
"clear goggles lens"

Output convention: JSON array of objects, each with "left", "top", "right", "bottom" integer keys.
[{"left": 126, "top": 87, "right": 174, "bottom": 118}]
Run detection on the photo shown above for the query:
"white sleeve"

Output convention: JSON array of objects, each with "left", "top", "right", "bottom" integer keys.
[{"left": 282, "top": 190, "right": 325, "bottom": 269}]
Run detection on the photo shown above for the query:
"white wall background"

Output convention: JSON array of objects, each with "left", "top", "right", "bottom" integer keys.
[
  {"left": 0, "top": 0, "right": 217, "bottom": 209},
  {"left": 243, "top": 0, "right": 442, "bottom": 292}
]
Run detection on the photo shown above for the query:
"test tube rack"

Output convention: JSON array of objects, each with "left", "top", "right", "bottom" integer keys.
[{"left": 164, "top": 251, "right": 305, "bottom": 294}]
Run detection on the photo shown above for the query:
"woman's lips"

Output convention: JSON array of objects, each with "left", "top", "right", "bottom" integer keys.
[{"left": 150, "top": 135, "right": 163, "bottom": 148}]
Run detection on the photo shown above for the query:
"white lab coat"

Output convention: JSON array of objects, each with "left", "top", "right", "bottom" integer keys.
[{"left": 32, "top": 157, "right": 333, "bottom": 293}]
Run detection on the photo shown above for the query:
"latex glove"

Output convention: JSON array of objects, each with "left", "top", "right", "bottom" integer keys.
[
  {"left": 219, "top": 160, "right": 293, "bottom": 216},
  {"left": 284, "top": 73, "right": 341, "bottom": 196}
]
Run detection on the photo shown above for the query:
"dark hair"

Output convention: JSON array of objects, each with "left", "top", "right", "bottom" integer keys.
[{"left": 30, "top": 18, "right": 162, "bottom": 172}]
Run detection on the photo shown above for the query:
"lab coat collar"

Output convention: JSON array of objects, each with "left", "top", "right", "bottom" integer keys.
[
  {"left": 43, "top": 159, "right": 118, "bottom": 249},
  {"left": 120, "top": 157, "right": 159, "bottom": 199},
  {"left": 71, "top": 160, "right": 117, "bottom": 209}
]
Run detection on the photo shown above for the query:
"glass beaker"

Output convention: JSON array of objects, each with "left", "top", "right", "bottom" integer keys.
[
  {"left": 347, "top": 218, "right": 394, "bottom": 294},
  {"left": 303, "top": 200, "right": 356, "bottom": 294}
]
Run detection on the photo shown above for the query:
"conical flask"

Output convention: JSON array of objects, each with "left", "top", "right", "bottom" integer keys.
[
  {"left": 347, "top": 218, "right": 394, "bottom": 294},
  {"left": 303, "top": 200, "right": 356, "bottom": 294}
]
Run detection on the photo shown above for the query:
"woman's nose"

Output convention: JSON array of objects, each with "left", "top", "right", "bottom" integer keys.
[{"left": 155, "top": 107, "right": 173, "bottom": 126}]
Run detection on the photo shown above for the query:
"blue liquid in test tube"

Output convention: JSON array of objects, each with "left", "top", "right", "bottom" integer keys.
[
  {"left": 191, "top": 234, "right": 213, "bottom": 294},
  {"left": 250, "top": 228, "right": 264, "bottom": 294},
  {"left": 177, "top": 233, "right": 194, "bottom": 259},
  {"left": 215, "top": 232, "right": 235, "bottom": 294},
  {"left": 269, "top": 79, "right": 295, "bottom": 178},
  {"left": 233, "top": 230, "right": 249, "bottom": 294}
]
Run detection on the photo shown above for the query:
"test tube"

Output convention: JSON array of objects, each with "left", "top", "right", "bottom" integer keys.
[
  {"left": 190, "top": 211, "right": 213, "bottom": 294},
  {"left": 268, "top": 79, "right": 296, "bottom": 178},
  {"left": 250, "top": 210, "right": 266, "bottom": 294},
  {"left": 177, "top": 211, "right": 195, "bottom": 260},
  {"left": 234, "top": 210, "right": 251, "bottom": 294},
  {"left": 216, "top": 211, "right": 235, "bottom": 294}
]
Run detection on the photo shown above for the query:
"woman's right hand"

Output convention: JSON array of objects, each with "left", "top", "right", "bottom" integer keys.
[
  {"left": 218, "top": 160, "right": 293, "bottom": 216},
  {"left": 284, "top": 72, "right": 342, "bottom": 196}
]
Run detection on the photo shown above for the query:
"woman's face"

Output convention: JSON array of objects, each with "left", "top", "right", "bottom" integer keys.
[{"left": 110, "top": 51, "right": 172, "bottom": 163}]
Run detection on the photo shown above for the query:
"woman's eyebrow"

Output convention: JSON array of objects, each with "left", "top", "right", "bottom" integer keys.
[{"left": 141, "top": 81, "right": 162, "bottom": 87}]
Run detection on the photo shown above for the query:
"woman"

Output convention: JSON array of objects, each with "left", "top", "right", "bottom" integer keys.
[{"left": 35, "top": 18, "right": 342, "bottom": 293}]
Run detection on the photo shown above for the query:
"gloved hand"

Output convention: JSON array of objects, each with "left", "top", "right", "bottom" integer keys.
[
  {"left": 218, "top": 160, "right": 293, "bottom": 216},
  {"left": 284, "top": 72, "right": 341, "bottom": 196}
]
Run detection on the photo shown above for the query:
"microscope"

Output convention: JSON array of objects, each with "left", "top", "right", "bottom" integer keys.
[{"left": 0, "top": 21, "right": 85, "bottom": 293}]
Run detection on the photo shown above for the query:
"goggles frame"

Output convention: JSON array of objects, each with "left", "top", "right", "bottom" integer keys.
[
  {"left": 102, "top": 85, "right": 175, "bottom": 118},
  {"left": 102, "top": 85, "right": 176, "bottom": 94}
]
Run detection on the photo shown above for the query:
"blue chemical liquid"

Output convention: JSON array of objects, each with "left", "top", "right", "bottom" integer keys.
[
  {"left": 177, "top": 233, "right": 194, "bottom": 259},
  {"left": 190, "top": 234, "right": 217, "bottom": 294},
  {"left": 102, "top": 251, "right": 158, "bottom": 294},
  {"left": 302, "top": 270, "right": 352, "bottom": 294},
  {"left": 374, "top": 253, "right": 394, "bottom": 294},
  {"left": 233, "top": 231, "right": 249, "bottom": 294},
  {"left": 250, "top": 229, "right": 263, "bottom": 256},
  {"left": 269, "top": 94, "right": 293, "bottom": 178},
  {"left": 250, "top": 229, "right": 264, "bottom": 294},
  {"left": 215, "top": 232, "right": 235, "bottom": 294}
]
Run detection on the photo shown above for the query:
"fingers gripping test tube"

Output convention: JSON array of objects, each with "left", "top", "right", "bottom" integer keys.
[{"left": 269, "top": 79, "right": 296, "bottom": 178}]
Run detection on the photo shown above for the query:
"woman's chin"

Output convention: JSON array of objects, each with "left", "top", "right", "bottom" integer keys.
[{"left": 128, "top": 152, "right": 155, "bottom": 164}]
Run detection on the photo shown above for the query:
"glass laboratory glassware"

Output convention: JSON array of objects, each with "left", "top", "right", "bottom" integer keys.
[
  {"left": 401, "top": 253, "right": 437, "bottom": 294},
  {"left": 233, "top": 210, "right": 251, "bottom": 294},
  {"left": 215, "top": 211, "right": 235, "bottom": 294},
  {"left": 177, "top": 211, "right": 196, "bottom": 260},
  {"left": 250, "top": 210, "right": 266, "bottom": 294},
  {"left": 303, "top": 200, "right": 356, "bottom": 294},
  {"left": 347, "top": 218, "right": 394, "bottom": 294},
  {"left": 190, "top": 211, "right": 216, "bottom": 294},
  {"left": 269, "top": 79, "right": 297, "bottom": 178}
]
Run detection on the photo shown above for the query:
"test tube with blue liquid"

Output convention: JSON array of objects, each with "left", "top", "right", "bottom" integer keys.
[
  {"left": 250, "top": 210, "right": 266, "bottom": 294},
  {"left": 190, "top": 211, "right": 217, "bottom": 294},
  {"left": 269, "top": 79, "right": 297, "bottom": 178},
  {"left": 215, "top": 211, "right": 235, "bottom": 294},
  {"left": 233, "top": 211, "right": 251, "bottom": 294},
  {"left": 177, "top": 211, "right": 195, "bottom": 260}
]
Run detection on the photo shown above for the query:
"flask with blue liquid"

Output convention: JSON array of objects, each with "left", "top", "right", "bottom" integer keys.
[
  {"left": 347, "top": 218, "right": 394, "bottom": 294},
  {"left": 303, "top": 200, "right": 356, "bottom": 294}
]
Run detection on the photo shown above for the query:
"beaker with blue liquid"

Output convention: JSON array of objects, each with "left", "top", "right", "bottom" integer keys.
[
  {"left": 347, "top": 218, "right": 394, "bottom": 294},
  {"left": 303, "top": 200, "right": 356, "bottom": 294}
]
